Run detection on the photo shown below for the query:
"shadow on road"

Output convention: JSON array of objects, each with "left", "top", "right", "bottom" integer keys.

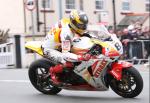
[{"left": 28, "top": 91, "right": 142, "bottom": 103}]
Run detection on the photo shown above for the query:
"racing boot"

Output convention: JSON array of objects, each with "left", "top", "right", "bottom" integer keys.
[{"left": 50, "top": 62, "right": 73, "bottom": 85}]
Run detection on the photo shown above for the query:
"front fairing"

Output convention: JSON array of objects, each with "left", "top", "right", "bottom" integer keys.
[{"left": 91, "top": 37, "right": 123, "bottom": 58}]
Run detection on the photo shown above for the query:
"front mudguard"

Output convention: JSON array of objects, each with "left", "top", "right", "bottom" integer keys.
[{"left": 109, "top": 61, "right": 133, "bottom": 80}]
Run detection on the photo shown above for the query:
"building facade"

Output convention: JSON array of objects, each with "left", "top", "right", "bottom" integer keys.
[
  {"left": 0, "top": 0, "right": 149, "bottom": 34},
  {"left": 0, "top": 0, "right": 25, "bottom": 34}
]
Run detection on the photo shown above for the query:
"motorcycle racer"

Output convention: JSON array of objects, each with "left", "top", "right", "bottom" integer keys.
[
  {"left": 26, "top": 11, "right": 143, "bottom": 97},
  {"left": 42, "top": 10, "right": 92, "bottom": 85}
]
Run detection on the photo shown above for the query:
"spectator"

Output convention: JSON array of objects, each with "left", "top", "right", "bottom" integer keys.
[
  {"left": 134, "top": 22, "right": 143, "bottom": 39},
  {"left": 104, "top": 24, "right": 150, "bottom": 60},
  {"left": 108, "top": 29, "right": 115, "bottom": 34},
  {"left": 128, "top": 26, "right": 138, "bottom": 40},
  {"left": 141, "top": 26, "right": 150, "bottom": 39},
  {"left": 121, "top": 28, "right": 131, "bottom": 59},
  {"left": 116, "top": 30, "right": 122, "bottom": 40},
  {"left": 142, "top": 27, "right": 150, "bottom": 58}
]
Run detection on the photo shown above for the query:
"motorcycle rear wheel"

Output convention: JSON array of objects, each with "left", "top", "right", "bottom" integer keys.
[
  {"left": 109, "top": 67, "right": 143, "bottom": 98},
  {"left": 28, "top": 58, "right": 62, "bottom": 95}
]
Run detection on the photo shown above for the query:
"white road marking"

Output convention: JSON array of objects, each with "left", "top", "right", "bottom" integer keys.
[
  {"left": 140, "top": 71, "right": 149, "bottom": 74},
  {"left": 0, "top": 80, "right": 30, "bottom": 83}
]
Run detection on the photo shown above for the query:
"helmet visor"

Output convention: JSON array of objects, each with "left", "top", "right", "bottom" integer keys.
[{"left": 72, "top": 20, "right": 87, "bottom": 30}]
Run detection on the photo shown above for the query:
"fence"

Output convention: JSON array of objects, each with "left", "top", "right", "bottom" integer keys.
[
  {"left": 0, "top": 42, "right": 15, "bottom": 68},
  {"left": 122, "top": 39, "right": 150, "bottom": 64},
  {"left": 0, "top": 35, "right": 26, "bottom": 68}
]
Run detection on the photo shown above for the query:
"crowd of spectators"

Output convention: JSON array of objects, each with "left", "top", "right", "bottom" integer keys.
[{"left": 109, "top": 22, "right": 150, "bottom": 60}]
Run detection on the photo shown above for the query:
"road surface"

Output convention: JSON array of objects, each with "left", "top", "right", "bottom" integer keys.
[{"left": 0, "top": 65, "right": 149, "bottom": 103}]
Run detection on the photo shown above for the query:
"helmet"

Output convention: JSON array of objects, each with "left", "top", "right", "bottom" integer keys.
[
  {"left": 127, "top": 25, "right": 134, "bottom": 31},
  {"left": 69, "top": 10, "right": 88, "bottom": 35}
]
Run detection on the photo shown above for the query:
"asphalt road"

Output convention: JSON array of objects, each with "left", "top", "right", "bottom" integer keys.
[{"left": 0, "top": 65, "right": 149, "bottom": 103}]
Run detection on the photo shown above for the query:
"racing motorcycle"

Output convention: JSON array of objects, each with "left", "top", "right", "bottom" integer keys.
[{"left": 25, "top": 27, "right": 143, "bottom": 98}]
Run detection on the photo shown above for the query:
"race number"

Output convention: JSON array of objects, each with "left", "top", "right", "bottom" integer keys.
[
  {"left": 61, "top": 40, "right": 71, "bottom": 52},
  {"left": 114, "top": 42, "right": 121, "bottom": 51}
]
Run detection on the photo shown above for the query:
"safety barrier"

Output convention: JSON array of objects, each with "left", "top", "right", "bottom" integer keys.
[{"left": 122, "top": 39, "right": 150, "bottom": 65}]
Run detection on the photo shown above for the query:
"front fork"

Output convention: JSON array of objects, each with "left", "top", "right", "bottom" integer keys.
[{"left": 109, "top": 61, "right": 133, "bottom": 80}]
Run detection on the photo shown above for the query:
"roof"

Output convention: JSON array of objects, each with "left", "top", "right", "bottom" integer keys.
[{"left": 118, "top": 13, "right": 149, "bottom": 26}]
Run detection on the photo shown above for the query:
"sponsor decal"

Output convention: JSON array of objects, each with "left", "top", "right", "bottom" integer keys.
[
  {"left": 92, "top": 60, "right": 107, "bottom": 78},
  {"left": 62, "top": 40, "right": 71, "bottom": 52}
]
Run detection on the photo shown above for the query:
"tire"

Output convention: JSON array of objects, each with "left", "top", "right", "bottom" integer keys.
[
  {"left": 109, "top": 67, "right": 143, "bottom": 98},
  {"left": 28, "top": 58, "right": 62, "bottom": 95}
]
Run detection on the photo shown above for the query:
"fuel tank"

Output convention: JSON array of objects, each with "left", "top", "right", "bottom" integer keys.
[{"left": 71, "top": 37, "right": 94, "bottom": 55}]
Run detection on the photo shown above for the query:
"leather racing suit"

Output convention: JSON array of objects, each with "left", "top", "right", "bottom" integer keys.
[{"left": 42, "top": 18, "right": 84, "bottom": 64}]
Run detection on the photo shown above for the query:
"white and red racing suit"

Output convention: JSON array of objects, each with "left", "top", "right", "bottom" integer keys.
[{"left": 42, "top": 18, "right": 82, "bottom": 64}]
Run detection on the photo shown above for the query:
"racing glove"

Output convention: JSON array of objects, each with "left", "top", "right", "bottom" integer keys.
[{"left": 78, "top": 53, "right": 92, "bottom": 61}]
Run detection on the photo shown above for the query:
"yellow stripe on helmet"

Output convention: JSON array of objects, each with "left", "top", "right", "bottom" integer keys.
[{"left": 72, "top": 10, "right": 83, "bottom": 24}]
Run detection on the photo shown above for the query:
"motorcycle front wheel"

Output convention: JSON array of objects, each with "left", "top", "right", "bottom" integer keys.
[
  {"left": 28, "top": 58, "right": 62, "bottom": 95},
  {"left": 109, "top": 67, "right": 143, "bottom": 98}
]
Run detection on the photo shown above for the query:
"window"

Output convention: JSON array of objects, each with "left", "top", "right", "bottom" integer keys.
[
  {"left": 95, "top": 0, "right": 104, "bottom": 10},
  {"left": 41, "top": 0, "right": 51, "bottom": 10},
  {"left": 122, "top": 0, "right": 131, "bottom": 11},
  {"left": 65, "top": 0, "right": 75, "bottom": 10},
  {"left": 145, "top": 3, "right": 150, "bottom": 12},
  {"left": 145, "top": 0, "right": 150, "bottom": 12},
  {"left": 80, "top": 0, "right": 83, "bottom": 10}
]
